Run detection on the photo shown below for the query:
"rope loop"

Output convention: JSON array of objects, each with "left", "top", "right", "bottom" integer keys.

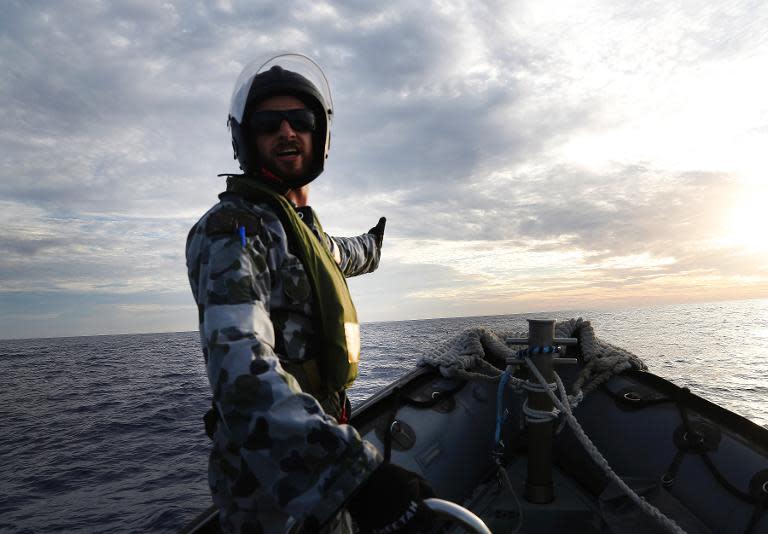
[
  {"left": 414, "top": 321, "right": 684, "bottom": 533},
  {"left": 521, "top": 379, "right": 557, "bottom": 393},
  {"left": 522, "top": 356, "right": 685, "bottom": 534},
  {"left": 522, "top": 397, "right": 560, "bottom": 423}
]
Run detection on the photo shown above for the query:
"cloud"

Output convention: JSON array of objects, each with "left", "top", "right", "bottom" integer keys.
[
  {"left": 1, "top": 0, "right": 767, "bottom": 337},
  {"left": 319, "top": 165, "right": 740, "bottom": 261},
  {"left": 0, "top": 200, "right": 190, "bottom": 295}
]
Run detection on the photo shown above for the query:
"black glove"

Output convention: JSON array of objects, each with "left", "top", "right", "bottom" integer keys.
[
  {"left": 367, "top": 217, "right": 386, "bottom": 248},
  {"left": 348, "top": 463, "right": 435, "bottom": 533}
]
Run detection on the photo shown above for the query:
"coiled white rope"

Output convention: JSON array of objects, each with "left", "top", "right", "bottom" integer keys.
[
  {"left": 556, "top": 318, "right": 647, "bottom": 399},
  {"left": 416, "top": 319, "right": 646, "bottom": 404},
  {"left": 417, "top": 319, "right": 684, "bottom": 534},
  {"left": 520, "top": 380, "right": 560, "bottom": 424}
]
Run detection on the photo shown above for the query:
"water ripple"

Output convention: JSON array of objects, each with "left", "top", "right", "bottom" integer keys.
[{"left": 1, "top": 300, "right": 767, "bottom": 532}]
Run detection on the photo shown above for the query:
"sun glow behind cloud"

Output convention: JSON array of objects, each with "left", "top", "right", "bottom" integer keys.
[
  {"left": 2, "top": 0, "right": 768, "bottom": 337},
  {"left": 718, "top": 184, "right": 768, "bottom": 255}
]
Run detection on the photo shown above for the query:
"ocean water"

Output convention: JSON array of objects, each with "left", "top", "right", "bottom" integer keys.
[{"left": 1, "top": 298, "right": 766, "bottom": 533}]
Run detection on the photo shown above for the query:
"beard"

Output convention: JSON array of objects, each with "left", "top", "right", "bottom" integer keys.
[{"left": 259, "top": 139, "right": 313, "bottom": 182}]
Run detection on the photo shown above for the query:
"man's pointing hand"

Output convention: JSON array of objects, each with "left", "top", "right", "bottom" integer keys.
[{"left": 367, "top": 217, "right": 386, "bottom": 248}]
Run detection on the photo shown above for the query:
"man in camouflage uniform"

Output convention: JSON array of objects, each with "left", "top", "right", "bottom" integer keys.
[{"left": 186, "top": 55, "right": 434, "bottom": 533}]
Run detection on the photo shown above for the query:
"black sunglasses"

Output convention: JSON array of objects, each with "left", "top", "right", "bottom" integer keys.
[{"left": 248, "top": 109, "right": 316, "bottom": 134}]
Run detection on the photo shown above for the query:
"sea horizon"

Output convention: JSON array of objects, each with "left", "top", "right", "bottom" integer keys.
[{"left": 3, "top": 295, "right": 767, "bottom": 342}]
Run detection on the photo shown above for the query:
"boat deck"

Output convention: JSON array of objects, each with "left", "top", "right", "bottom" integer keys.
[
  {"left": 354, "top": 365, "right": 766, "bottom": 533},
  {"left": 460, "top": 459, "right": 602, "bottom": 533},
  {"left": 182, "top": 355, "right": 768, "bottom": 532}
]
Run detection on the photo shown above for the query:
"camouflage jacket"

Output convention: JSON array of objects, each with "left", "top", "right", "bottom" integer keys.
[{"left": 186, "top": 191, "right": 383, "bottom": 533}]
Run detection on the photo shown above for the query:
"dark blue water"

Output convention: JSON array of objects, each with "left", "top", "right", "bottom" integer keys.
[{"left": 1, "top": 299, "right": 767, "bottom": 532}]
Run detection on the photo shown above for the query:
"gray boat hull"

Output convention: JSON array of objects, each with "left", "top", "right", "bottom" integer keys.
[{"left": 181, "top": 362, "right": 768, "bottom": 533}]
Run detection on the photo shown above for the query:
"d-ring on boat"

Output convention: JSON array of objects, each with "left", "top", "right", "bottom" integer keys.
[{"left": 181, "top": 318, "right": 768, "bottom": 533}]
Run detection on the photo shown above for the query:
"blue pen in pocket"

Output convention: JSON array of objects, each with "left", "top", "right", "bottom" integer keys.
[{"left": 238, "top": 225, "right": 246, "bottom": 248}]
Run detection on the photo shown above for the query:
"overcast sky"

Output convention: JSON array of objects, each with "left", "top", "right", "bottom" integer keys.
[{"left": 1, "top": 0, "right": 767, "bottom": 339}]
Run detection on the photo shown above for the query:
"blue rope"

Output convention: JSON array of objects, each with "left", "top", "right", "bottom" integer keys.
[
  {"left": 495, "top": 368, "right": 512, "bottom": 445},
  {"left": 516, "top": 345, "right": 562, "bottom": 357}
]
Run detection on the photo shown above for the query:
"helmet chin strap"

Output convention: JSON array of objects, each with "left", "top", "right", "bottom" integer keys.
[
  {"left": 258, "top": 166, "right": 284, "bottom": 185},
  {"left": 243, "top": 166, "right": 287, "bottom": 195},
  {"left": 258, "top": 160, "right": 320, "bottom": 191},
  {"left": 220, "top": 163, "right": 315, "bottom": 197}
]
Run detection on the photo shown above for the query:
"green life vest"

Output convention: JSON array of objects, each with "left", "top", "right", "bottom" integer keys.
[{"left": 226, "top": 176, "right": 360, "bottom": 398}]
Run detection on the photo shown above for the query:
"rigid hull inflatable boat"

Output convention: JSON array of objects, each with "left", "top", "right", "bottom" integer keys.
[{"left": 182, "top": 318, "right": 768, "bottom": 533}]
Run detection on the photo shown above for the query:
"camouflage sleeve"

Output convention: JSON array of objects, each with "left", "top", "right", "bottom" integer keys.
[
  {"left": 186, "top": 209, "right": 381, "bottom": 529},
  {"left": 327, "top": 233, "right": 381, "bottom": 278}
]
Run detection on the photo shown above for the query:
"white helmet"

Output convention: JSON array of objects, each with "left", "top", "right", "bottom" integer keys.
[{"left": 228, "top": 53, "right": 333, "bottom": 188}]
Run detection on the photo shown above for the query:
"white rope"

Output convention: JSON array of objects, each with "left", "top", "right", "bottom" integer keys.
[
  {"left": 522, "top": 397, "right": 560, "bottom": 423},
  {"left": 521, "top": 380, "right": 557, "bottom": 393},
  {"left": 524, "top": 358, "right": 687, "bottom": 534},
  {"left": 496, "top": 464, "right": 524, "bottom": 534},
  {"left": 417, "top": 327, "right": 520, "bottom": 379},
  {"left": 555, "top": 318, "right": 647, "bottom": 399},
  {"left": 417, "top": 320, "right": 646, "bottom": 405},
  {"left": 520, "top": 379, "right": 560, "bottom": 423},
  {"left": 416, "top": 320, "right": 683, "bottom": 532}
]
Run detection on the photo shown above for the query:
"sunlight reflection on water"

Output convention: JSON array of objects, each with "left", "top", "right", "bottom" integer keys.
[{"left": 0, "top": 298, "right": 766, "bottom": 533}]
